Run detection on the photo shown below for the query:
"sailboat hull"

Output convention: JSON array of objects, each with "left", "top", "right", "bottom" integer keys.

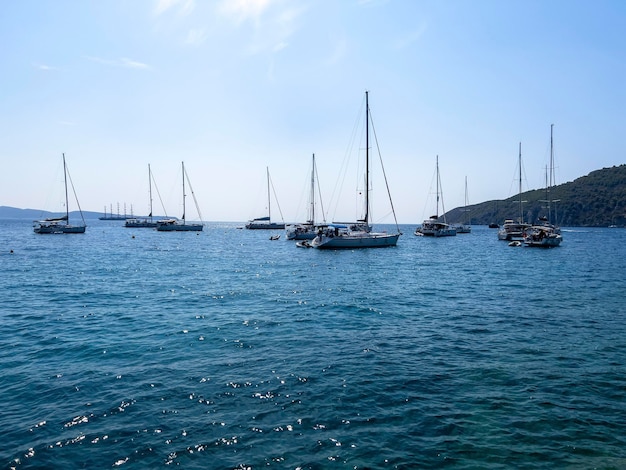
[
  {"left": 125, "top": 219, "right": 158, "bottom": 228},
  {"left": 245, "top": 222, "right": 285, "bottom": 230},
  {"left": 156, "top": 222, "right": 203, "bottom": 231},
  {"left": 33, "top": 223, "right": 86, "bottom": 234},
  {"left": 286, "top": 224, "right": 317, "bottom": 240},
  {"left": 311, "top": 232, "right": 399, "bottom": 249}
]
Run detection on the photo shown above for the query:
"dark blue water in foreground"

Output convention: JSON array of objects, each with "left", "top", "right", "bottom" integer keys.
[{"left": 1, "top": 219, "right": 626, "bottom": 469}]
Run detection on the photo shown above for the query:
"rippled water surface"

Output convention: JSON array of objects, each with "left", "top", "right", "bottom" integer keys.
[{"left": 1, "top": 219, "right": 626, "bottom": 469}]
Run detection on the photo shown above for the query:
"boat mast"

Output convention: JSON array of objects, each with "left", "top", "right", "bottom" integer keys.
[
  {"left": 182, "top": 161, "right": 186, "bottom": 224},
  {"left": 547, "top": 124, "right": 556, "bottom": 223},
  {"left": 266, "top": 166, "right": 271, "bottom": 222},
  {"left": 435, "top": 155, "right": 440, "bottom": 219},
  {"left": 309, "top": 154, "right": 315, "bottom": 225},
  {"left": 62, "top": 153, "right": 69, "bottom": 222},
  {"left": 148, "top": 164, "right": 153, "bottom": 221},
  {"left": 464, "top": 175, "right": 469, "bottom": 224},
  {"left": 364, "top": 90, "right": 370, "bottom": 226},
  {"left": 518, "top": 142, "right": 523, "bottom": 224}
]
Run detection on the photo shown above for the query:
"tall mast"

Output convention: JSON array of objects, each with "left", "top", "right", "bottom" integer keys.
[
  {"left": 518, "top": 142, "right": 523, "bottom": 224},
  {"left": 549, "top": 123, "right": 554, "bottom": 223},
  {"left": 436, "top": 155, "right": 440, "bottom": 218},
  {"left": 62, "top": 153, "right": 69, "bottom": 221},
  {"left": 364, "top": 90, "right": 370, "bottom": 225},
  {"left": 464, "top": 175, "right": 468, "bottom": 224},
  {"left": 148, "top": 164, "right": 153, "bottom": 220},
  {"left": 309, "top": 154, "right": 315, "bottom": 225},
  {"left": 182, "top": 161, "right": 186, "bottom": 224},
  {"left": 266, "top": 166, "right": 271, "bottom": 222}
]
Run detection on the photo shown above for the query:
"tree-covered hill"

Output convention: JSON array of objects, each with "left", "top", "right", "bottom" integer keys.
[{"left": 444, "top": 164, "right": 626, "bottom": 227}]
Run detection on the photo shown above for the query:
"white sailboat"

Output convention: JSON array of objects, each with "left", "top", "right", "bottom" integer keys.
[
  {"left": 415, "top": 156, "right": 456, "bottom": 237},
  {"left": 125, "top": 164, "right": 159, "bottom": 228},
  {"left": 286, "top": 153, "right": 326, "bottom": 240},
  {"left": 454, "top": 176, "right": 472, "bottom": 234},
  {"left": 245, "top": 167, "right": 285, "bottom": 230},
  {"left": 156, "top": 162, "right": 203, "bottom": 232},
  {"left": 33, "top": 153, "right": 86, "bottom": 234},
  {"left": 498, "top": 143, "right": 530, "bottom": 241},
  {"left": 524, "top": 124, "right": 562, "bottom": 247},
  {"left": 311, "top": 91, "right": 401, "bottom": 249}
]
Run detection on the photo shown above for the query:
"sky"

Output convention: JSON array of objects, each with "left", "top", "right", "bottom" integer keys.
[{"left": 1, "top": 0, "right": 625, "bottom": 224}]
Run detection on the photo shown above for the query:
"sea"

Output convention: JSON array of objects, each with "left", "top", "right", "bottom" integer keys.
[{"left": 1, "top": 219, "right": 625, "bottom": 469}]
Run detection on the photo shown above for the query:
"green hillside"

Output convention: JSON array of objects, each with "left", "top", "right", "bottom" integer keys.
[{"left": 445, "top": 164, "right": 626, "bottom": 227}]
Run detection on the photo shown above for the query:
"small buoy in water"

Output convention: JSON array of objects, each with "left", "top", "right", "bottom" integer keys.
[
  {"left": 10, "top": 249, "right": 14, "bottom": 254},
  {"left": 132, "top": 235, "right": 135, "bottom": 239}
]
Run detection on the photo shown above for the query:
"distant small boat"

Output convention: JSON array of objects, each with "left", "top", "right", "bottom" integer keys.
[
  {"left": 523, "top": 225, "right": 562, "bottom": 247},
  {"left": 498, "top": 143, "right": 530, "bottom": 241},
  {"left": 415, "top": 156, "right": 456, "bottom": 237},
  {"left": 99, "top": 203, "right": 128, "bottom": 220},
  {"left": 34, "top": 153, "right": 86, "bottom": 234},
  {"left": 156, "top": 162, "right": 203, "bottom": 232},
  {"left": 246, "top": 167, "right": 285, "bottom": 230},
  {"left": 126, "top": 164, "right": 159, "bottom": 228},
  {"left": 286, "top": 153, "right": 326, "bottom": 240},
  {"left": 488, "top": 223, "right": 499, "bottom": 229},
  {"left": 453, "top": 176, "right": 471, "bottom": 234}
]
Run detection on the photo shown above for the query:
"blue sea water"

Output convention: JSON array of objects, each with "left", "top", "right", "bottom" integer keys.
[{"left": 1, "top": 219, "right": 626, "bottom": 469}]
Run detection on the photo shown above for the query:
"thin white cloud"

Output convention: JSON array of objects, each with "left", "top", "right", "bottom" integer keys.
[
  {"left": 273, "top": 41, "right": 288, "bottom": 52},
  {"left": 217, "top": 1, "right": 304, "bottom": 56},
  {"left": 218, "top": 0, "right": 273, "bottom": 25},
  {"left": 86, "top": 56, "right": 151, "bottom": 70},
  {"left": 33, "top": 63, "right": 58, "bottom": 71},
  {"left": 185, "top": 28, "right": 208, "bottom": 45},
  {"left": 154, "top": 0, "right": 195, "bottom": 16}
]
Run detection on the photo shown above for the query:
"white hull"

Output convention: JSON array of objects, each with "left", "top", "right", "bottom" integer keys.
[
  {"left": 416, "top": 219, "right": 456, "bottom": 237},
  {"left": 311, "top": 231, "right": 399, "bottom": 249},
  {"left": 419, "top": 228, "right": 457, "bottom": 237},
  {"left": 498, "top": 221, "right": 530, "bottom": 241},
  {"left": 524, "top": 236, "right": 562, "bottom": 247},
  {"left": 125, "top": 218, "right": 157, "bottom": 228},
  {"left": 33, "top": 222, "right": 86, "bottom": 234},
  {"left": 285, "top": 224, "right": 317, "bottom": 240},
  {"left": 523, "top": 226, "right": 562, "bottom": 247},
  {"left": 156, "top": 220, "right": 203, "bottom": 231}
]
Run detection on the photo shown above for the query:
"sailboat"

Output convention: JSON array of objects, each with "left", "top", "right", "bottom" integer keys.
[
  {"left": 498, "top": 143, "right": 530, "bottom": 241},
  {"left": 453, "top": 176, "right": 472, "bottom": 234},
  {"left": 156, "top": 162, "right": 203, "bottom": 232},
  {"left": 125, "top": 164, "right": 158, "bottom": 228},
  {"left": 33, "top": 153, "right": 86, "bottom": 234},
  {"left": 415, "top": 156, "right": 456, "bottom": 237},
  {"left": 245, "top": 167, "right": 285, "bottom": 229},
  {"left": 99, "top": 203, "right": 128, "bottom": 220},
  {"left": 524, "top": 124, "right": 562, "bottom": 247},
  {"left": 310, "top": 91, "right": 401, "bottom": 249},
  {"left": 286, "top": 154, "right": 326, "bottom": 240}
]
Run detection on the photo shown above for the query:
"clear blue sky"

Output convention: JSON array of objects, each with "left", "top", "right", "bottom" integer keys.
[{"left": 1, "top": 0, "right": 625, "bottom": 224}]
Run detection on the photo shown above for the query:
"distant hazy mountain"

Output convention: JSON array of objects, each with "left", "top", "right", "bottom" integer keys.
[
  {"left": 444, "top": 164, "right": 626, "bottom": 227},
  {"left": 0, "top": 206, "right": 103, "bottom": 220}
]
